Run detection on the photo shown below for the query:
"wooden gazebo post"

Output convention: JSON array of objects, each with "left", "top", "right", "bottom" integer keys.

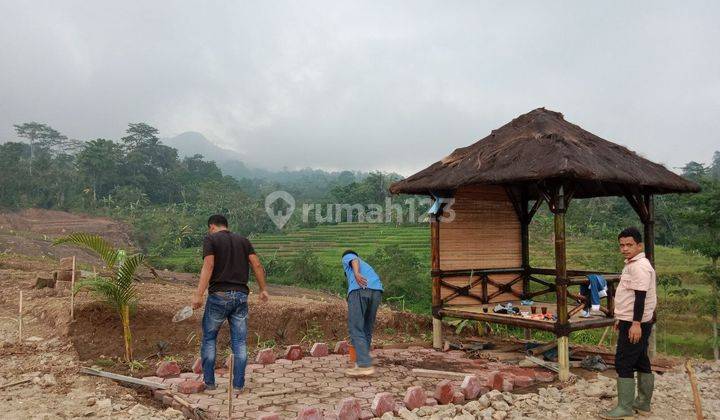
[
  {"left": 431, "top": 208, "right": 443, "bottom": 350},
  {"left": 552, "top": 185, "right": 571, "bottom": 381},
  {"left": 644, "top": 193, "right": 657, "bottom": 358},
  {"left": 520, "top": 188, "right": 532, "bottom": 339}
]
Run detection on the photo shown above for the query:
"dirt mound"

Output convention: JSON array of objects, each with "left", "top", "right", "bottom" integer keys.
[
  {"left": 67, "top": 280, "right": 430, "bottom": 376},
  {"left": 0, "top": 208, "right": 132, "bottom": 245},
  {"left": 0, "top": 208, "right": 135, "bottom": 270}
]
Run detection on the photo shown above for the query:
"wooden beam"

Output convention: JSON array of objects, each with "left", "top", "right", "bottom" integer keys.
[
  {"left": 643, "top": 193, "right": 655, "bottom": 265},
  {"left": 551, "top": 184, "right": 570, "bottom": 382},
  {"left": 411, "top": 368, "right": 470, "bottom": 380},
  {"left": 431, "top": 211, "right": 442, "bottom": 350},
  {"left": 435, "top": 267, "right": 524, "bottom": 277},
  {"left": 567, "top": 317, "right": 616, "bottom": 331},
  {"left": 531, "top": 267, "right": 617, "bottom": 276},
  {"left": 520, "top": 187, "right": 530, "bottom": 300},
  {"left": 557, "top": 336, "right": 570, "bottom": 381},
  {"left": 437, "top": 308, "right": 557, "bottom": 331},
  {"left": 528, "top": 197, "right": 544, "bottom": 221},
  {"left": 644, "top": 193, "right": 657, "bottom": 359},
  {"left": 79, "top": 367, "right": 169, "bottom": 389}
]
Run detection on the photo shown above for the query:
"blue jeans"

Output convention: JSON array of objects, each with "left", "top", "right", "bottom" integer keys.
[
  {"left": 581, "top": 274, "right": 608, "bottom": 309},
  {"left": 201, "top": 291, "right": 248, "bottom": 389},
  {"left": 347, "top": 289, "right": 382, "bottom": 368}
]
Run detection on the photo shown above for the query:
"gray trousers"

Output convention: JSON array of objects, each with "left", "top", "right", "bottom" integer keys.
[{"left": 347, "top": 289, "right": 382, "bottom": 367}]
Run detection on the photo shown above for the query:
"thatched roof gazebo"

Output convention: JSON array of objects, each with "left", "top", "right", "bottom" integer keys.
[{"left": 389, "top": 108, "right": 699, "bottom": 380}]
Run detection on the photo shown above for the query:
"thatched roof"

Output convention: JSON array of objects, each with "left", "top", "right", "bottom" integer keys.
[{"left": 389, "top": 108, "right": 700, "bottom": 198}]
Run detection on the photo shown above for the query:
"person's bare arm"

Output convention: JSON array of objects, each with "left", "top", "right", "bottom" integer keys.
[
  {"left": 351, "top": 259, "right": 368, "bottom": 288},
  {"left": 192, "top": 255, "right": 214, "bottom": 309},
  {"left": 249, "top": 254, "right": 269, "bottom": 302}
]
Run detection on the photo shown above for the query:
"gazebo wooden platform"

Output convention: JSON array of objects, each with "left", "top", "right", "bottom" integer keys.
[{"left": 389, "top": 108, "right": 699, "bottom": 380}]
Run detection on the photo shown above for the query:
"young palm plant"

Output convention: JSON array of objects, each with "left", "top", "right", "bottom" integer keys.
[{"left": 54, "top": 233, "right": 144, "bottom": 363}]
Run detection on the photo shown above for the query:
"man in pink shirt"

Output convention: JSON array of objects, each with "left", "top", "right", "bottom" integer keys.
[{"left": 601, "top": 227, "right": 657, "bottom": 419}]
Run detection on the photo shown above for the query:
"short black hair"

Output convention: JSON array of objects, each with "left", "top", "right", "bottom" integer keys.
[
  {"left": 618, "top": 227, "right": 642, "bottom": 244},
  {"left": 342, "top": 249, "right": 358, "bottom": 258},
  {"left": 207, "top": 214, "right": 228, "bottom": 227}
]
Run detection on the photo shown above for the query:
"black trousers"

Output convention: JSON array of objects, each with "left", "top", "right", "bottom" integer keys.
[{"left": 615, "top": 320, "right": 653, "bottom": 378}]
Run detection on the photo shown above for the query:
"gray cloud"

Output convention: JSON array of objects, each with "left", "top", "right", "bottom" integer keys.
[{"left": 1, "top": 1, "right": 718, "bottom": 175}]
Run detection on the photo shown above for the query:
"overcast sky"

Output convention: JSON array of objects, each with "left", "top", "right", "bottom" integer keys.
[{"left": 1, "top": 1, "right": 718, "bottom": 174}]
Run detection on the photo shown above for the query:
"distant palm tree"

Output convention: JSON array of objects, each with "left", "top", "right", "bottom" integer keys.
[{"left": 54, "top": 233, "right": 144, "bottom": 363}]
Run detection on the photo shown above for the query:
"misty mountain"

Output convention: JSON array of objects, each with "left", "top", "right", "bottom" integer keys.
[
  {"left": 163, "top": 131, "right": 245, "bottom": 163},
  {"left": 162, "top": 131, "right": 374, "bottom": 186}
]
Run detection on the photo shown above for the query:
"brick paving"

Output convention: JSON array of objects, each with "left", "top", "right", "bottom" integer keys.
[{"left": 145, "top": 346, "right": 551, "bottom": 419}]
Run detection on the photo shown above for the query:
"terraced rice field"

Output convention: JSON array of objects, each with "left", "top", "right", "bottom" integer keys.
[
  {"left": 158, "top": 223, "right": 431, "bottom": 270},
  {"left": 160, "top": 222, "right": 707, "bottom": 276},
  {"left": 250, "top": 223, "right": 430, "bottom": 265}
]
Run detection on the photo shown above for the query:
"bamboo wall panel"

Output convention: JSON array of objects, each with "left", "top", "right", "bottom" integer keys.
[{"left": 439, "top": 184, "right": 522, "bottom": 271}]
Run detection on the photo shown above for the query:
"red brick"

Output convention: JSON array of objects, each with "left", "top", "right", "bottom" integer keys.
[
  {"left": 461, "top": 374, "right": 482, "bottom": 399},
  {"left": 310, "top": 343, "right": 329, "bottom": 357},
  {"left": 371, "top": 392, "right": 395, "bottom": 417},
  {"left": 256, "top": 348, "right": 276, "bottom": 364},
  {"left": 502, "top": 379, "right": 514, "bottom": 392},
  {"left": 535, "top": 370, "right": 555, "bottom": 382},
  {"left": 192, "top": 357, "right": 202, "bottom": 374},
  {"left": 156, "top": 361, "right": 181, "bottom": 378},
  {"left": 336, "top": 397, "right": 362, "bottom": 420},
  {"left": 513, "top": 375, "right": 534, "bottom": 388},
  {"left": 452, "top": 391, "right": 465, "bottom": 404},
  {"left": 433, "top": 380, "right": 455, "bottom": 405},
  {"left": 285, "top": 345, "right": 303, "bottom": 361},
  {"left": 258, "top": 414, "right": 281, "bottom": 420},
  {"left": 489, "top": 372, "right": 504, "bottom": 391},
  {"left": 424, "top": 398, "right": 438, "bottom": 406},
  {"left": 334, "top": 341, "right": 349, "bottom": 355},
  {"left": 297, "top": 406, "right": 323, "bottom": 420},
  {"left": 403, "top": 386, "right": 425, "bottom": 410},
  {"left": 180, "top": 372, "right": 200, "bottom": 379},
  {"left": 177, "top": 379, "right": 205, "bottom": 394}
]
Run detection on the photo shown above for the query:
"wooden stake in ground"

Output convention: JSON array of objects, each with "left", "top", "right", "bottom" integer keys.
[
  {"left": 598, "top": 326, "right": 610, "bottom": 346},
  {"left": 685, "top": 359, "right": 704, "bottom": 420},
  {"left": 228, "top": 354, "right": 233, "bottom": 419},
  {"left": 18, "top": 291, "right": 23, "bottom": 341},
  {"left": 70, "top": 256, "right": 76, "bottom": 320},
  {"left": 557, "top": 336, "right": 570, "bottom": 381}
]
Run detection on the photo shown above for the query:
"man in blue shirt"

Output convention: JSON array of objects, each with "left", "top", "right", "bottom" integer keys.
[{"left": 341, "top": 249, "right": 383, "bottom": 377}]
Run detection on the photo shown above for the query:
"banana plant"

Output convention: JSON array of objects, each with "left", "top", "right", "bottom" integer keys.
[{"left": 54, "top": 233, "right": 144, "bottom": 363}]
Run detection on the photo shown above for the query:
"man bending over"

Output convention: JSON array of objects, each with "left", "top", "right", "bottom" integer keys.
[{"left": 341, "top": 250, "right": 383, "bottom": 377}]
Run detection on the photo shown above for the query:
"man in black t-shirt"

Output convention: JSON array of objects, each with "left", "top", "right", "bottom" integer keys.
[{"left": 191, "top": 214, "right": 268, "bottom": 393}]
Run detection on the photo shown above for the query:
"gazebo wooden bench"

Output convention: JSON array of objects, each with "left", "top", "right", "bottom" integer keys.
[{"left": 389, "top": 108, "right": 699, "bottom": 380}]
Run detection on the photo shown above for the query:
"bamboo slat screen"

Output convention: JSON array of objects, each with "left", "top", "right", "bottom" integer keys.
[{"left": 438, "top": 184, "right": 522, "bottom": 303}]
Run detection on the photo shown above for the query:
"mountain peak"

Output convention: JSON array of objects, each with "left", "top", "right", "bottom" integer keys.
[{"left": 163, "top": 131, "right": 244, "bottom": 162}]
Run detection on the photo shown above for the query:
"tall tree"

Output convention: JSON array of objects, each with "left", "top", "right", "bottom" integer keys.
[
  {"left": 14, "top": 122, "right": 68, "bottom": 173},
  {"left": 710, "top": 151, "right": 720, "bottom": 180},
  {"left": 77, "top": 139, "right": 125, "bottom": 201},
  {"left": 121, "top": 123, "right": 159, "bottom": 150}
]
